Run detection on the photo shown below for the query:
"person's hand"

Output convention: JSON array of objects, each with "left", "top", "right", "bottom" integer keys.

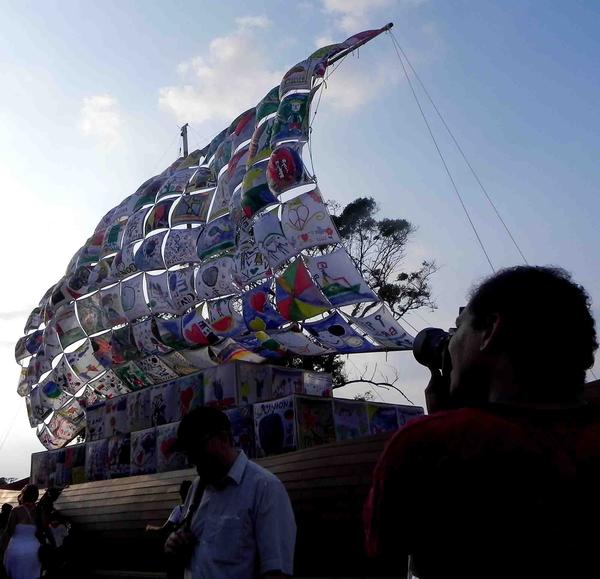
[
  {"left": 164, "top": 527, "right": 196, "bottom": 556},
  {"left": 424, "top": 369, "right": 448, "bottom": 413}
]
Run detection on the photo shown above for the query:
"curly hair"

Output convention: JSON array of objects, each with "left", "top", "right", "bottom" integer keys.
[{"left": 468, "top": 266, "right": 597, "bottom": 398}]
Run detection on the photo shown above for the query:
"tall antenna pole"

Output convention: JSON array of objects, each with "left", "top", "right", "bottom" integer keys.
[{"left": 180, "top": 123, "right": 189, "bottom": 157}]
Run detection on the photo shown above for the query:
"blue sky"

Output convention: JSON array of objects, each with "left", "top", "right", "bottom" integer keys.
[{"left": 0, "top": 0, "right": 598, "bottom": 477}]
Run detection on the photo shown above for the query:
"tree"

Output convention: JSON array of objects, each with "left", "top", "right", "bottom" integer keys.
[
  {"left": 331, "top": 197, "right": 437, "bottom": 319},
  {"left": 283, "top": 196, "right": 437, "bottom": 390}
]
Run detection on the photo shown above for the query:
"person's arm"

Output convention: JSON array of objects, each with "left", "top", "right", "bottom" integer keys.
[
  {"left": 254, "top": 477, "right": 296, "bottom": 578},
  {"left": 0, "top": 509, "right": 18, "bottom": 554}
]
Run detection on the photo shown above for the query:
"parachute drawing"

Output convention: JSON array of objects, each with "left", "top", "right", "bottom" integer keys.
[{"left": 15, "top": 23, "right": 414, "bottom": 449}]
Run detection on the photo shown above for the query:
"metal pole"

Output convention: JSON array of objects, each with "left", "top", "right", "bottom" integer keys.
[
  {"left": 326, "top": 22, "right": 394, "bottom": 67},
  {"left": 180, "top": 123, "right": 189, "bottom": 158}
]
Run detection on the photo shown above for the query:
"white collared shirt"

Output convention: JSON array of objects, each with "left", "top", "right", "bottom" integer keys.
[{"left": 183, "top": 451, "right": 296, "bottom": 578}]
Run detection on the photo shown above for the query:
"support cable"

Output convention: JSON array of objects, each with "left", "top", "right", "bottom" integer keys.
[
  {"left": 390, "top": 31, "right": 528, "bottom": 265},
  {"left": 387, "top": 32, "right": 495, "bottom": 273}
]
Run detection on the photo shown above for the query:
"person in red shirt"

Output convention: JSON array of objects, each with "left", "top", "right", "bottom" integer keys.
[{"left": 364, "top": 265, "right": 599, "bottom": 579}]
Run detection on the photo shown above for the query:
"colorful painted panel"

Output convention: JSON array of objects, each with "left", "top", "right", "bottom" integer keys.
[
  {"left": 122, "top": 207, "right": 150, "bottom": 247},
  {"left": 100, "top": 284, "right": 128, "bottom": 327},
  {"left": 171, "top": 190, "right": 213, "bottom": 226},
  {"left": 163, "top": 227, "right": 203, "bottom": 268},
  {"left": 207, "top": 297, "right": 245, "bottom": 338},
  {"left": 130, "top": 428, "right": 157, "bottom": 475},
  {"left": 256, "top": 86, "right": 279, "bottom": 124},
  {"left": 236, "top": 362, "right": 272, "bottom": 405},
  {"left": 76, "top": 292, "right": 108, "bottom": 335},
  {"left": 54, "top": 303, "right": 86, "bottom": 349},
  {"left": 38, "top": 374, "right": 73, "bottom": 413},
  {"left": 181, "top": 347, "right": 217, "bottom": 369},
  {"left": 66, "top": 340, "right": 104, "bottom": 382},
  {"left": 112, "top": 242, "right": 139, "bottom": 279},
  {"left": 85, "top": 439, "right": 108, "bottom": 481},
  {"left": 91, "top": 369, "right": 129, "bottom": 398},
  {"left": 168, "top": 267, "right": 199, "bottom": 315},
  {"left": 302, "top": 372, "right": 333, "bottom": 397},
  {"left": 146, "top": 271, "right": 174, "bottom": 314},
  {"left": 137, "top": 355, "right": 179, "bottom": 384},
  {"left": 132, "top": 318, "right": 173, "bottom": 356},
  {"left": 203, "top": 364, "right": 236, "bottom": 409},
  {"left": 254, "top": 396, "right": 296, "bottom": 457},
  {"left": 350, "top": 304, "right": 414, "bottom": 350},
  {"left": 53, "top": 356, "right": 84, "bottom": 395},
  {"left": 105, "top": 395, "right": 128, "bottom": 437},
  {"left": 233, "top": 232, "right": 271, "bottom": 286},
  {"left": 85, "top": 401, "right": 106, "bottom": 441},
  {"left": 121, "top": 273, "right": 150, "bottom": 322},
  {"left": 134, "top": 230, "right": 167, "bottom": 271},
  {"left": 254, "top": 208, "right": 296, "bottom": 269},
  {"left": 296, "top": 396, "right": 335, "bottom": 449},
  {"left": 145, "top": 199, "right": 175, "bottom": 234},
  {"left": 242, "top": 281, "right": 287, "bottom": 332},
  {"left": 155, "top": 316, "right": 188, "bottom": 350},
  {"left": 271, "top": 91, "right": 313, "bottom": 144},
  {"left": 275, "top": 259, "right": 330, "bottom": 321},
  {"left": 267, "top": 144, "right": 312, "bottom": 196},
  {"left": 367, "top": 403, "right": 399, "bottom": 434},
  {"left": 241, "top": 161, "right": 278, "bottom": 218},
  {"left": 280, "top": 189, "right": 340, "bottom": 251},
  {"left": 195, "top": 256, "right": 236, "bottom": 299},
  {"left": 304, "top": 311, "right": 378, "bottom": 353},
  {"left": 156, "top": 422, "right": 188, "bottom": 472},
  {"left": 226, "top": 405, "right": 256, "bottom": 459},
  {"left": 113, "top": 361, "right": 154, "bottom": 391},
  {"left": 272, "top": 367, "right": 303, "bottom": 398},
  {"left": 182, "top": 306, "right": 217, "bottom": 347},
  {"left": 196, "top": 214, "right": 235, "bottom": 259},
  {"left": 275, "top": 331, "right": 334, "bottom": 356},
  {"left": 211, "top": 338, "right": 265, "bottom": 364},
  {"left": 127, "top": 388, "right": 152, "bottom": 432},
  {"left": 110, "top": 325, "right": 141, "bottom": 363},
  {"left": 248, "top": 116, "right": 276, "bottom": 166},
  {"left": 396, "top": 405, "right": 425, "bottom": 427},
  {"left": 107, "top": 434, "right": 131, "bottom": 478},
  {"left": 305, "top": 248, "right": 378, "bottom": 307},
  {"left": 333, "top": 399, "right": 370, "bottom": 441},
  {"left": 156, "top": 168, "right": 196, "bottom": 201},
  {"left": 178, "top": 374, "right": 204, "bottom": 416}
]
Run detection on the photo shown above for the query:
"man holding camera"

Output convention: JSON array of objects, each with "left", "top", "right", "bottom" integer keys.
[
  {"left": 165, "top": 407, "right": 296, "bottom": 578},
  {"left": 364, "top": 266, "right": 599, "bottom": 578}
]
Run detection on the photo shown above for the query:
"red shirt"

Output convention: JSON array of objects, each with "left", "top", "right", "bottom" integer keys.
[{"left": 364, "top": 404, "right": 600, "bottom": 579}]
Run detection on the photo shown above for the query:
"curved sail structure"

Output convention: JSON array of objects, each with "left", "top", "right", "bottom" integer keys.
[{"left": 15, "top": 25, "right": 413, "bottom": 449}]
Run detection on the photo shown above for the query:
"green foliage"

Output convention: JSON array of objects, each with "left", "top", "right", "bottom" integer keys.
[
  {"left": 282, "top": 196, "right": 437, "bottom": 388},
  {"left": 331, "top": 196, "right": 437, "bottom": 319}
]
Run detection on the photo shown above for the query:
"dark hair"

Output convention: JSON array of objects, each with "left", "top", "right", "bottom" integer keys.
[
  {"left": 21, "top": 484, "right": 39, "bottom": 504},
  {"left": 176, "top": 407, "right": 232, "bottom": 452},
  {"left": 468, "top": 266, "right": 597, "bottom": 397}
]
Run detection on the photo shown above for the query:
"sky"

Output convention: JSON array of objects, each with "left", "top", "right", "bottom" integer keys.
[{"left": 0, "top": 0, "right": 598, "bottom": 477}]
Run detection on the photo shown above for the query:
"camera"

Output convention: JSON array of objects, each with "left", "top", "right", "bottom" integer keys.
[{"left": 412, "top": 328, "right": 451, "bottom": 370}]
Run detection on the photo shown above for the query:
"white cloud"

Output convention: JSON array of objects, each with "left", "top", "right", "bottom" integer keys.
[
  {"left": 317, "top": 54, "right": 400, "bottom": 112},
  {"left": 79, "top": 94, "right": 122, "bottom": 149},
  {"left": 322, "top": 0, "right": 427, "bottom": 34},
  {"left": 315, "top": 35, "right": 336, "bottom": 48},
  {"left": 159, "top": 17, "right": 284, "bottom": 125}
]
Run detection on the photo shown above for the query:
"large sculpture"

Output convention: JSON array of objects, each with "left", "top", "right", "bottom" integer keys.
[{"left": 15, "top": 25, "right": 414, "bottom": 450}]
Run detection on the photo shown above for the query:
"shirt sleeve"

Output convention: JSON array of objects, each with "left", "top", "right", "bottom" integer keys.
[
  {"left": 254, "top": 476, "right": 297, "bottom": 576},
  {"left": 167, "top": 505, "right": 182, "bottom": 525}
]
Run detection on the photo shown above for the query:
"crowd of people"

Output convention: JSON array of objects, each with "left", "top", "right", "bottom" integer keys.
[
  {"left": 0, "top": 486, "right": 71, "bottom": 579},
  {"left": 1, "top": 265, "right": 598, "bottom": 578}
]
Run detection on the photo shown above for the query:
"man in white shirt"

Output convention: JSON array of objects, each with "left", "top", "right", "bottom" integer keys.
[{"left": 165, "top": 406, "right": 296, "bottom": 578}]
